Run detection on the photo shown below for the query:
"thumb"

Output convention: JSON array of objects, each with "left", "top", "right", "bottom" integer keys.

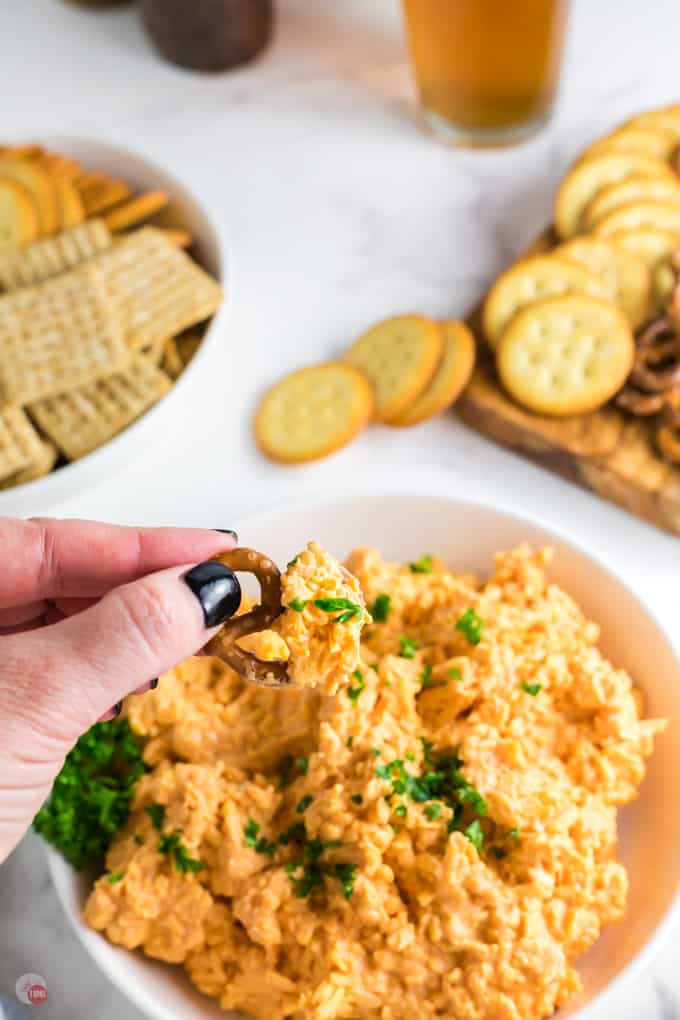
[{"left": 2, "top": 559, "right": 241, "bottom": 748}]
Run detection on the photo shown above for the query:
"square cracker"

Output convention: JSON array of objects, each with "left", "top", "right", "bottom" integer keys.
[
  {"left": 0, "top": 406, "right": 46, "bottom": 482},
  {"left": 94, "top": 227, "right": 223, "bottom": 349},
  {"left": 0, "top": 439, "right": 58, "bottom": 489},
  {"left": 0, "top": 264, "right": 128, "bottom": 406},
  {"left": 0, "top": 219, "right": 112, "bottom": 291},
  {"left": 29, "top": 353, "right": 171, "bottom": 460}
]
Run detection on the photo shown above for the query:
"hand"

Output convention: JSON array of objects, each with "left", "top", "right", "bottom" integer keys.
[{"left": 0, "top": 517, "right": 241, "bottom": 865}]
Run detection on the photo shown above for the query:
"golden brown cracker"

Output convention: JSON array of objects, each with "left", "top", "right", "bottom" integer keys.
[
  {"left": 497, "top": 294, "right": 634, "bottom": 416},
  {"left": 29, "top": 353, "right": 171, "bottom": 461},
  {"left": 582, "top": 176, "right": 680, "bottom": 230},
  {"left": 0, "top": 178, "right": 38, "bottom": 248},
  {"left": 554, "top": 152, "right": 674, "bottom": 238},
  {"left": 0, "top": 407, "right": 47, "bottom": 482},
  {"left": 579, "top": 125, "right": 678, "bottom": 163},
  {"left": 0, "top": 156, "right": 59, "bottom": 236},
  {"left": 554, "top": 236, "right": 651, "bottom": 328},
  {"left": 0, "top": 219, "right": 112, "bottom": 291},
  {"left": 0, "top": 439, "right": 58, "bottom": 489},
  {"left": 79, "top": 175, "right": 132, "bottom": 217},
  {"left": 255, "top": 362, "right": 373, "bottom": 463},
  {"left": 594, "top": 200, "right": 680, "bottom": 237},
  {"left": 483, "top": 254, "right": 607, "bottom": 348},
  {"left": 390, "top": 320, "right": 475, "bottom": 427},
  {"left": 93, "top": 227, "right": 223, "bottom": 350},
  {"left": 345, "top": 314, "right": 443, "bottom": 422},
  {"left": 0, "top": 264, "right": 128, "bottom": 405},
  {"left": 161, "top": 337, "right": 184, "bottom": 379},
  {"left": 103, "top": 191, "right": 169, "bottom": 232}
]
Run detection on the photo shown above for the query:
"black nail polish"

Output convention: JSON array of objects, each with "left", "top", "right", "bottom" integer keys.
[
  {"left": 184, "top": 561, "right": 242, "bottom": 627},
  {"left": 113, "top": 701, "right": 122, "bottom": 716},
  {"left": 150, "top": 678, "right": 159, "bottom": 690},
  {"left": 214, "top": 529, "right": 238, "bottom": 543}
]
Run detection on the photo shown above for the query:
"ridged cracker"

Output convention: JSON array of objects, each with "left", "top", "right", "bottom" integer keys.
[
  {"left": 579, "top": 125, "right": 678, "bottom": 164},
  {"left": 255, "top": 362, "right": 373, "bottom": 463},
  {"left": 390, "top": 321, "right": 475, "bottom": 427},
  {"left": 554, "top": 237, "right": 651, "bottom": 328},
  {"left": 0, "top": 406, "right": 47, "bottom": 482},
  {"left": 0, "top": 219, "right": 112, "bottom": 291},
  {"left": 0, "top": 264, "right": 128, "bottom": 405},
  {"left": 497, "top": 294, "right": 634, "bottom": 416},
  {"left": 345, "top": 314, "right": 443, "bottom": 422},
  {"left": 93, "top": 228, "right": 223, "bottom": 350},
  {"left": 483, "top": 254, "right": 607, "bottom": 349},
  {"left": 594, "top": 200, "right": 680, "bottom": 238},
  {"left": 0, "top": 439, "right": 58, "bottom": 489},
  {"left": 582, "top": 177, "right": 680, "bottom": 230},
  {"left": 29, "top": 353, "right": 171, "bottom": 460},
  {"left": 554, "top": 152, "right": 674, "bottom": 238}
]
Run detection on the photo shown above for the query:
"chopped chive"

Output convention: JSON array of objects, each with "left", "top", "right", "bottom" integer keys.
[
  {"left": 409, "top": 555, "right": 433, "bottom": 574},
  {"left": 296, "top": 794, "right": 314, "bottom": 813},
  {"left": 520, "top": 682, "right": 542, "bottom": 696},
  {"left": 351, "top": 794, "right": 363, "bottom": 805},
  {"left": 399, "top": 636, "right": 418, "bottom": 659},
  {"left": 455, "top": 608, "right": 485, "bottom": 646},
  {"left": 370, "top": 593, "right": 391, "bottom": 622},
  {"left": 288, "top": 598, "right": 309, "bottom": 612},
  {"left": 106, "top": 871, "right": 124, "bottom": 884}
]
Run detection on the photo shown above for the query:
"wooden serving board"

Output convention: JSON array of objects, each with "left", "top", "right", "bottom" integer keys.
[{"left": 458, "top": 227, "right": 680, "bottom": 537}]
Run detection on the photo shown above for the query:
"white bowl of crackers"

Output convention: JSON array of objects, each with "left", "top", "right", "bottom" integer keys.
[{"left": 0, "top": 137, "right": 226, "bottom": 511}]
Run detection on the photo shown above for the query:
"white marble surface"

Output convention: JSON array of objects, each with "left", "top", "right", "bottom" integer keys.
[{"left": 1, "top": 0, "right": 680, "bottom": 1016}]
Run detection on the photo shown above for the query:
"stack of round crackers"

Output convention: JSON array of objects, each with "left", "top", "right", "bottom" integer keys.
[
  {"left": 255, "top": 316, "right": 476, "bottom": 463},
  {"left": 483, "top": 102, "right": 680, "bottom": 448}
]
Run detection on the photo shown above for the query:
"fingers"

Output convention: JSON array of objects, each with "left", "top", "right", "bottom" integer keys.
[
  {"left": 2, "top": 560, "right": 242, "bottom": 747},
  {"left": 0, "top": 601, "right": 47, "bottom": 628},
  {"left": 0, "top": 518, "right": 238, "bottom": 608}
]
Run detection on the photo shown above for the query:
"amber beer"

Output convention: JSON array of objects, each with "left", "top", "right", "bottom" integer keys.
[{"left": 402, "top": 0, "right": 569, "bottom": 146}]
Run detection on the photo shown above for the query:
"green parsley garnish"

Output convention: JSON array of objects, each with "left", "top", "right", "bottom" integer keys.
[
  {"left": 370, "top": 593, "right": 391, "bottom": 622},
  {"left": 287, "top": 556, "right": 299, "bottom": 568},
  {"left": 420, "top": 664, "right": 444, "bottom": 689},
  {"left": 159, "top": 831, "right": 205, "bottom": 873},
  {"left": 296, "top": 794, "right": 314, "bottom": 813},
  {"left": 394, "top": 804, "right": 407, "bottom": 818},
  {"left": 313, "top": 597, "right": 362, "bottom": 624},
  {"left": 409, "top": 555, "right": 433, "bottom": 574},
  {"left": 346, "top": 736, "right": 354, "bottom": 749},
  {"left": 406, "top": 752, "right": 416, "bottom": 762},
  {"left": 399, "top": 636, "right": 419, "bottom": 659},
  {"left": 288, "top": 598, "right": 309, "bottom": 613},
  {"left": 520, "top": 682, "right": 542, "bottom": 696},
  {"left": 278, "top": 821, "right": 306, "bottom": 846},
  {"left": 106, "top": 871, "right": 124, "bottom": 884},
  {"left": 376, "top": 741, "right": 487, "bottom": 853},
  {"left": 448, "top": 666, "right": 462, "bottom": 680},
  {"left": 243, "top": 819, "right": 277, "bottom": 858},
  {"left": 33, "top": 719, "right": 148, "bottom": 870},
  {"left": 346, "top": 669, "right": 365, "bottom": 705},
  {"left": 510, "top": 828, "right": 520, "bottom": 840},
  {"left": 455, "top": 608, "right": 486, "bottom": 645},
  {"left": 286, "top": 832, "right": 355, "bottom": 900},
  {"left": 464, "top": 819, "right": 484, "bottom": 853},
  {"left": 371, "top": 748, "right": 381, "bottom": 757},
  {"left": 351, "top": 794, "right": 363, "bottom": 805},
  {"left": 278, "top": 753, "right": 309, "bottom": 788},
  {"left": 145, "top": 803, "right": 166, "bottom": 831}
]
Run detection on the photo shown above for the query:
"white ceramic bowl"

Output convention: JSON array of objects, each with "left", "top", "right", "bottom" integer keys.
[
  {"left": 0, "top": 138, "right": 228, "bottom": 516},
  {"left": 47, "top": 492, "right": 680, "bottom": 1020}
]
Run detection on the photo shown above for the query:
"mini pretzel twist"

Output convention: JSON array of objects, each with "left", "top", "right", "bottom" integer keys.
[
  {"left": 205, "top": 548, "right": 290, "bottom": 688},
  {"left": 629, "top": 318, "right": 680, "bottom": 393}
]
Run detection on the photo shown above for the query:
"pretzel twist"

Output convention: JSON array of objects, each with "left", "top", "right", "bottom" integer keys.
[{"left": 205, "top": 548, "right": 290, "bottom": 687}]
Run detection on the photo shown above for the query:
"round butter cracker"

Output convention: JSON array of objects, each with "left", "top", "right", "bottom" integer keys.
[
  {"left": 0, "top": 156, "right": 58, "bottom": 236},
  {"left": 345, "top": 314, "right": 442, "bottom": 422},
  {"left": 554, "top": 151, "right": 674, "bottom": 238},
  {"left": 555, "top": 236, "right": 651, "bottom": 328},
  {"left": 594, "top": 200, "right": 680, "bottom": 238},
  {"left": 583, "top": 176, "right": 680, "bottom": 230},
  {"left": 483, "top": 254, "right": 607, "bottom": 349},
  {"left": 255, "top": 362, "right": 373, "bottom": 464},
  {"left": 497, "top": 294, "right": 634, "bottom": 417},
  {"left": 390, "top": 320, "right": 475, "bottom": 427},
  {"left": 622, "top": 106, "right": 680, "bottom": 139},
  {"left": 579, "top": 125, "right": 678, "bottom": 164},
  {"left": 0, "top": 178, "right": 38, "bottom": 247}
]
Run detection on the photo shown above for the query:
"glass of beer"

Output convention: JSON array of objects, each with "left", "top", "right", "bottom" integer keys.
[{"left": 402, "top": 0, "right": 570, "bottom": 147}]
